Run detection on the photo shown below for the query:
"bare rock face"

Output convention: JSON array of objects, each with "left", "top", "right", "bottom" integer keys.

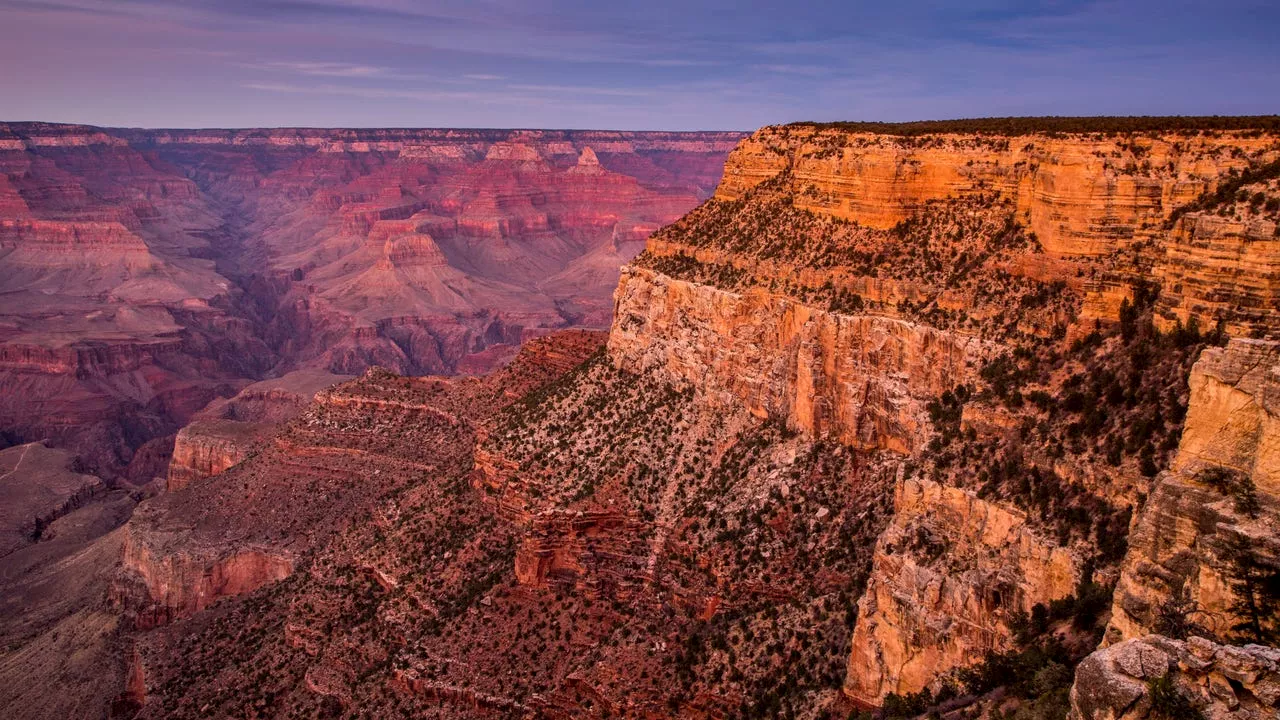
[
  {"left": 844, "top": 477, "right": 1082, "bottom": 705},
  {"left": 1070, "top": 635, "right": 1280, "bottom": 720},
  {"left": 609, "top": 267, "right": 991, "bottom": 452},
  {"left": 165, "top": 420, "right": 262, "bottom": 491},
  {"left": 118, "top": 529, "right": 293, "bottom": 628},
  {"left": 1108, "top": 339, "right": 1280, "bottom": 643},
  {"left": 717, "top": 126, "right": 1275, "bottom": 259},
  {"left": 1154, "top": 213, "right": 1280, "bottom": 339}
]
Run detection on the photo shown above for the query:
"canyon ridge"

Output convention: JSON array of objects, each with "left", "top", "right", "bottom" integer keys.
[{"left": 2, "top": 116, "right": 1280, "bottom": 720}]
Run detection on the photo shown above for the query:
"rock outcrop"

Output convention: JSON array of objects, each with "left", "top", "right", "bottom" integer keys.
[
  {"left": 844, "top": 477, "right": 1082, "bottom": 705},
  {"left": 166, "top": 421, "right": 262, "bottom": 491},
  {"left": 118, "top": 530, "right": 293, "bottom": 628},
  {"left": 1070, "top": 635, "right": 1280, "bottom": 720},
  {"left": 115, "top": 331, "right": 606, "bottom": 631},
  {"left": 1108, "top": 339, "right": 1280, "bottom": 644}
]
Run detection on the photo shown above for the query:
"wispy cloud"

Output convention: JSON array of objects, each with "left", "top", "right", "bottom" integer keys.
[
  {"left": 506, "top": 84, "right": 652, "bottom": 98},
  {"left": 245, "top": 61, "right": 389, "bottom": 77}
]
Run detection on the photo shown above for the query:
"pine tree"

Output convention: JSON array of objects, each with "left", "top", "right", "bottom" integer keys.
[{"left": 1223, "top": 535, "right": 1280, "bottom": 645}]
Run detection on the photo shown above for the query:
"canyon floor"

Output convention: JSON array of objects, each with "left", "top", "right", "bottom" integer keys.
[{"left": 3, "top": 117, "right": 1280, "bottom": 720}]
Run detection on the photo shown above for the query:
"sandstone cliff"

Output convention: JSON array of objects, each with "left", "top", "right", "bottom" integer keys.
[
  {"left": 609, "top": 267, "right": 991, "bottom": 452},
  {"left": 716, "top": 125, "right": 1274, "bottom": 259},
  {"left": 844, "top": 477, "right": 1081, "bottom": 705},
  {"left": 709, "top": 124, "right": 1280, "bottom": 336},
  {"left": 1108, "top": 339, "right": 1280, "bottom": 645}
]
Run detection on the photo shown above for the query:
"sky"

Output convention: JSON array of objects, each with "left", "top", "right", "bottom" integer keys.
[{"left": 1, "top": 0, "right": 1277, "bottom": 130}]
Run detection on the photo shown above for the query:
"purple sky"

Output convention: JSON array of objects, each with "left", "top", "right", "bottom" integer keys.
[{"left": 2, "top": 0, "right": 1277, "bottom": 130}]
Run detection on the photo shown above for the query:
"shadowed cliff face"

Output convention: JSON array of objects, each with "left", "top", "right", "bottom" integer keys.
[{"left": 0, "top": 122, "right": 743, "bottom": 478}]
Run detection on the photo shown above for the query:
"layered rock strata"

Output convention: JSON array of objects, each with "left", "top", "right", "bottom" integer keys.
[
  {"left": 0, "top": 121, "right": 742, "bottom": 476},
  {"left": 1108, "top": 339, "right": 1280, "bottom": 644},
  {"left": 609, "top": 267, "right": 991, "bottom": 452},
  {"left": 844, "top": 477, "right": 1082, "bottom": 705}
]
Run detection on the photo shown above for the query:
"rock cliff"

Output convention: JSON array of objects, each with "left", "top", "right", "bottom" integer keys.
[
  {"left": 844, "top": 477, "right": 1081, "bottom": 704},
  {"left": 165, "top": 421, "right": 262, "bottom": 491},
  {"left": 609, "top": 267, "right": 991, "bottom": 452},
  {"left": 710, "top": 124, "right": 1280, "bottom": 336},
  {"left": 716, "top": 125, "right": 1275, "bottom": 259},
  {"left": 1107, "top": 339, "right": 1280, "bottom": 645}
]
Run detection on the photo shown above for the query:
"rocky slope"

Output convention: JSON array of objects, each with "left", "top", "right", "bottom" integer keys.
[
  {"left": 115, "top": 332, "right": 605, "bottom": 631},
  {"left": 0, "top": 441, "right": 104, "bottom": 555}
]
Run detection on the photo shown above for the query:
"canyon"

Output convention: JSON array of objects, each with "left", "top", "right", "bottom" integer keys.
[
  {"left": 4, "top": 117, "right": 1280, "bottom": 720},
  {"left": 0, "top": 122, "right": 743, "bottom": 478}
]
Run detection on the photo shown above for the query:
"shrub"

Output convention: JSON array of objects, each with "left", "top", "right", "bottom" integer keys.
[{"left": 1146, "top": 674, "right": 1204, "bottom": 720}]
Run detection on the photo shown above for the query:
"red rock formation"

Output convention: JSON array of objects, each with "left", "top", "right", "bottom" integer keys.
[
  {"left": 115, "top": 331, "right": 606, "bottom": 631},
  {"left": 0, "top": 121, "right": 741, "bottom": 477},
  {"left": 16, "top": 119, "right": 1280, "bottom": 720},
  {"left": 165, "top": 421, "right": 262, "bottom": 491}
]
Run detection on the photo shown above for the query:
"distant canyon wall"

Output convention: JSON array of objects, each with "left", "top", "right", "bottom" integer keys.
[{"left": 0, "top": 121, "right": 743, "bottom": 476}]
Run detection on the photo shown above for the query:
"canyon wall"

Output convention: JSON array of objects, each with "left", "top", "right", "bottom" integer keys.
[
  {"left": 1107, "top": 339, "right": 1280, "bottom": 644},
  {"left": 716, "top": 125, "right": 1273, "bottom": 258},
  {"left": 844, "top": 477, "right": 1081, "bottom": 705},
  {"left": 712, "top": 124, "right": 1280, "bottom": 334},
  {"left": 0, "top": 122, "right": 742, "bottom": 477},
  {"left": 609, "top": 267, "right": 990, "bottom": 452},
  {"left": 605, "top": 120, "right": 1280, "bottom": 716}
]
